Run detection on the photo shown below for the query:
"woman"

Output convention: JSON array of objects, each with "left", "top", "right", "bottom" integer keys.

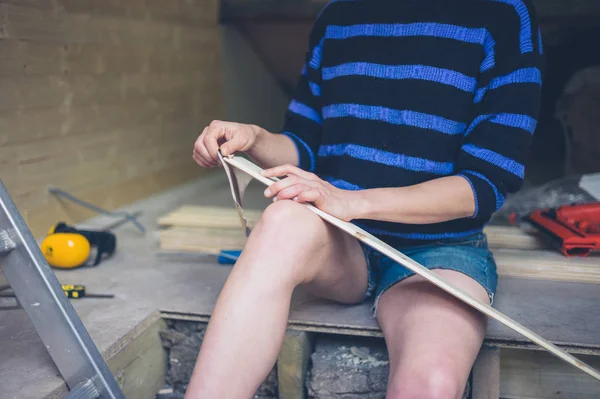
[{"left": 188, "top": 0, "right": 544, "bottom": 397}]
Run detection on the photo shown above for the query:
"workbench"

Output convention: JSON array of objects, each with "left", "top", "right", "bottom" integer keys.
[{"left": 1, "top": 171, "right": 599, "bottom": 398}]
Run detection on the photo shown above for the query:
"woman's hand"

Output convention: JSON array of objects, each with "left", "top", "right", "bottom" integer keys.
[
  {"left": 261, "top": 164, "right": 364, "bottom": 222},
  {"left": 193, "top": 120, "right": 261, "bottom": 168}
]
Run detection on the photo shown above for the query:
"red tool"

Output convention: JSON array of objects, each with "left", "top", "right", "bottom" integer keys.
[{"left": 522, "top": 202, "right": 600, "bottom": 257}]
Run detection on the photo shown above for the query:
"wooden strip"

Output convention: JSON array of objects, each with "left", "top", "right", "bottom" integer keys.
[{"left": 222, "top": 154, "right": 600, "bottom": 381}]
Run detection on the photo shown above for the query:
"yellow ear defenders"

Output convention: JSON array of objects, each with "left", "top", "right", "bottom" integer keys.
[{"left": 41, "top": 222, "right": 116, "bottom": 269}]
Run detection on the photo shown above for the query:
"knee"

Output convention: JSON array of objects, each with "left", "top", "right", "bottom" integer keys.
[
  {"left": 387, "top": 364, "right": 464, "bottom": 399},
  {"left": 254, "top": 200, "right": 323, "bottom": 244},
  {"left": 239, "top": 200, "right": 326, "bottom": 284}
]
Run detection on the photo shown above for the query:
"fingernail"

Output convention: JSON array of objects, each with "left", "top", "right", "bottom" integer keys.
[
  {"left": 264, "top": 189, "right": 271, "bottom": 196},
  {"left": 272, "top": 197, "right": 278, "bottom": 202}
]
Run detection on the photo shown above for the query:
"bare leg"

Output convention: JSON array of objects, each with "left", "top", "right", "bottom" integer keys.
[
  {"left": 184, "top": 200, "right": 368, "bottom": 399},
  {"left": 377, "top": 270, "right": 490, "bottom": 399}
]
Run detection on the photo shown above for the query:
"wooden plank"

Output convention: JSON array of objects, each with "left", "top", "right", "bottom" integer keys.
[
  {"left": 494, "top": 248, "right": 600, "bottom": 284},
  {"left": 157, "top": 205, "right": 262, "bottom": 229},
  {"left": 484, "top": 225, "right": 545, "bottom": 250},
  {"left": 471, "top": 346, "right": 500, "bottom": 399},
  {"left": 221, "top": 154, "right": 600, "bottom": 380},
  {"left": 277, "top": 277, "right": 600, "bottom": 352},
  {"left": 500, "top": 348, "right": 600, "bottom": 399},
  {"left": 157, "top": 208, "right": 542, "bottom": 249},
  {"left": 155, "top": 206, "right": 600, "bottom": 284},
  {"left": 158, "top": 227, "right": 248, "bottom": 253},
  {"left": 107, "top": 317, "right": 168, "bottom": 399},
  {"left": 277, "top": 330, "right": 315, "bottom": 399}
]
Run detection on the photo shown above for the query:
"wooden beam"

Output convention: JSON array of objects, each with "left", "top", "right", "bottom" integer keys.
[
  {"left": 107, "top": 317, "right": 168, "bottom": 399},
  {"left": 277, "top": 330, "right": 316, "bottom": 399}
]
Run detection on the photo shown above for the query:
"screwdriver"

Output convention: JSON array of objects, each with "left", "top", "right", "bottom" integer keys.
[
  {"left": 156, "top": 249, "right": 241, "bottom": 264},
  {"left": 61, "top": 284, "right": 115, "bottom": 299}
]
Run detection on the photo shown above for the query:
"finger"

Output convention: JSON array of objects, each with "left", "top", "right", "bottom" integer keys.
[
  {"left": 193, "top": 151, "right": 212, "bottom": 168},
  {"left": 264, "top": 175, "right": 303, "bottom": 198},
  {"left": 193, "top": 127, "right": 207, "bottom": 153},
  {"left": 203, "top": 129, "right": 222, "bottom": 164},
  {"left": 295, "top": 190, "right": 321, "bottom": 203},
  {"left": 275, "top": 184, "right": 311, "bottom": 201},
  {"left": 220, "top": 133, "right": 248, "bottom": 157},
  {"left": 194, "top": 141, "right": 217, "bottom": 166},
  {"left": 261, "top": 164, "right": 316, "bottom": 181}
]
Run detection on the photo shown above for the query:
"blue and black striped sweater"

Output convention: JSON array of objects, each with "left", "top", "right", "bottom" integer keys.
[{"left": 281, "top": 0, "right": 544, "bottom": 247}]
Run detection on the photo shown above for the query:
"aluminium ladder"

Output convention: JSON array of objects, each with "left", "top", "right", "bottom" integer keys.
[{"left": 0, "top": 180, "right": 125, "bottom": 399}]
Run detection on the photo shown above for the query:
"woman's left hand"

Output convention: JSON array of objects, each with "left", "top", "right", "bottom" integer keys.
[{"left": 261, "top": 164, "right": 362, "bottom": 222}]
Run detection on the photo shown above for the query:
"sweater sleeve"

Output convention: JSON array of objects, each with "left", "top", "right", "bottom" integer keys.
[
  {"left": 280, "top": 23, "right": 325, "bottom": 172},
  {"left": 456, "top": 2, "right": 544, "bottom": 219}
]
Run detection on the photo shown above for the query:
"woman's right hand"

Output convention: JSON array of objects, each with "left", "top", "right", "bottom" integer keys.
[{"left": 193, "top": 120, "right": 261, "bottom": 168}]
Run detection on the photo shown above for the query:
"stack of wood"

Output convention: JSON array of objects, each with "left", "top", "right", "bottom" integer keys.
[
  {"left": 157, "top": 205, "right": 262, "bottom": 254},
  {"left": 157, "top": 205, "right": 600, "bottom": 284}
]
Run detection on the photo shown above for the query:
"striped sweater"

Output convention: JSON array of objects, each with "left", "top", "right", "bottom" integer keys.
[{"left": 281, "top": 0, "right": 544, "bottom": 247}]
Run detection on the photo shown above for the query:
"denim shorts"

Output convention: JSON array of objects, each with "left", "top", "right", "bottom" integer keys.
[{"left": 360, "top": 232, "right": 498, "bottom": 315}]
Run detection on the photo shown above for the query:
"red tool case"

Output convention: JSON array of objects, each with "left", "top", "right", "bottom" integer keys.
[{"left": 525, "top": 203, "right": 600, "bottom": 257}]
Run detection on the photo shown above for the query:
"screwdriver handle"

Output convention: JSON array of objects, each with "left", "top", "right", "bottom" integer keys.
[{"left": 217, "top": 250, "right": 241, "bottom": 265}]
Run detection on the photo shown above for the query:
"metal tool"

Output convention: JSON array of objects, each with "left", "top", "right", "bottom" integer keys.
[
  {"left": 521, "top": 202, "right": 600, "bottom": 257},
  {"left": 49, "top": 187, "right": 145, "bottom": 233},
  {"left": 0, "top": 180, "right": 125, "bottom": 399}
]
